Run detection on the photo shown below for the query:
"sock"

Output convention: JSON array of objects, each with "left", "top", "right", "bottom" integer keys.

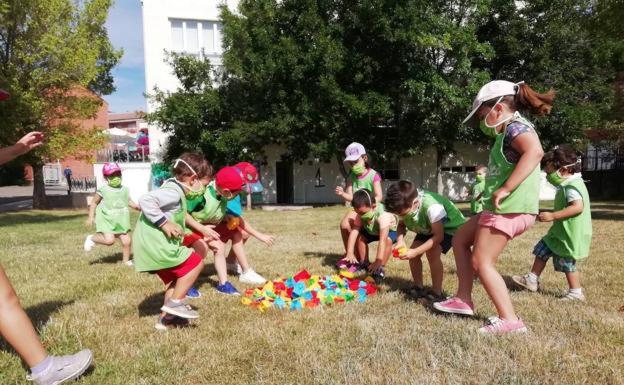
[
  {"left": 526, "top": 272, "right": 539, "bottom": 283},
  {"left": 30, "top": 356, "right": 53, "bottom": 375},
  {"left": 170, "top": 298, "right": 181, "bottom": 304},
  {"left": 569, "top": 288, "right": 583, "bottom": 296}
]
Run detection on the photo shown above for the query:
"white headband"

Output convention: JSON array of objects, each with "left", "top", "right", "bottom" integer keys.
[
  {"left": 174, "top": 158, "right": 197, "bottom": 176},
  {"left": 361, "top": 189, "right": 372, "bottom": 207}
]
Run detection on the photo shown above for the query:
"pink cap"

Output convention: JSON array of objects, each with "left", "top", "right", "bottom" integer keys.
[{"left": 102, "top": 162, "right": 121, "bottom": 176}]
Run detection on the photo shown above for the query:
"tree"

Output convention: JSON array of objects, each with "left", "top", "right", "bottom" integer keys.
[{"left": 0, "top": 0, "right": 121, "bottom": 208}]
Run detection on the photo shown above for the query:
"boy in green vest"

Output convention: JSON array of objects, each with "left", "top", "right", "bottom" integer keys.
[
  {"left": 512, "top": 145, "right": 592, "bottom": 301},
  {"left": 385, "top": 181, "right": 466, "bottom": 300},
  {"left": 470, "top": 165, "right": 486, "bottom": 215}
]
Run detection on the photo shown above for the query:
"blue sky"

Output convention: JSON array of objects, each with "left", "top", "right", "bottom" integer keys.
[{"left": 103, "top": 0, "right": 146, "bottom": 113}]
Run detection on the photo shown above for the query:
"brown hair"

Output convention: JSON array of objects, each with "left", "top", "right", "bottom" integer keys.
[
  {"left": 172, "top": 152, "right": 213, "bottom": 179},
  {"left": 484, "top": 83, "right": 556, "bottom": 116},
  {"left": 352, "top": 188, "right": 375, "bottom": 208},
  {"left": 385, "top": 180, "right": 419, "bottom": 214},
  {"left": 541, "top": 145, "right": 581, "bottom": 173}
]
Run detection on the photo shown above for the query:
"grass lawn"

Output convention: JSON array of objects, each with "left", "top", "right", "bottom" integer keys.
[{"left": 1, "top": 202, "right": 623, "bottom": 384}]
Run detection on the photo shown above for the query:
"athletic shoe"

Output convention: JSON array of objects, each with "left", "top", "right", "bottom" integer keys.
[
  {"left": 336, "top": 258, "right": 350, "bottom": 269},
  {"left": 186, "top": 287, "right": 202, "bottom": 299},
  {"left": 239, "top": 269, "right": 267, "bottom": 285},
  {"left": 216, "top": 281, "right": 240, "bottom": 296},
  {"left": 478, "top": 316, "right": 528, "bottom": 335},
  {"left": 123, "top": 260, "right": 133, "bottom": 267},
  {"left": 160, "top": 299, "right": 199, "bottom": 319},
  {"left": 227, "top": 262, "right": 242, "bottom": 275},
  {"left": 512, "top": 274, "right": 539, "bottom": 292},
  {"left": 371, "top": 267, "right": 385, "bottom": 283},
  {"left": 154, "top": 315, "right": 190, "bottom": 331},
  {"left": 346, "top": 263, "right": 365, "bottom": 274},
  {"left": 433, "top": 297, "right": 475, "bottom": 316},
  {"left": 26, "top": 349, "right": 93, "bottom": 385},
  {"left": 83, "top": 235, "right": 95, "bottom": 253},
  {"left": 560, "top": 290, "right": 586, "bottom": 301}
]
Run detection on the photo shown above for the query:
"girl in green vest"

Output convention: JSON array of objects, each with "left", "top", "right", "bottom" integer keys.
[
  {"left": 344, "top": 189, "right": 397, "bottom": 282},
  {"left": 84, "top": 163, "right": 139, "bottom": 266},
  {"left": 512, "top": 145, "right": 592, "bottom": 301},
  {"left": 133, "top": 153, "right": 211, "bottom": 329},
  {"left": 385, "top": 181, "right": 466, "bottom": 300},
  {"left": 470, "top": 165, "right": 487, "bottom": 215},
  {"left": 335, "top": 142, "right": 383, "bottom": 269},
  {"left": 434, "top": 80, "right": 554, "bottom": 335}
]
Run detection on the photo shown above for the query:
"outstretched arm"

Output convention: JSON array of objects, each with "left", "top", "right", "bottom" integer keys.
[{"left": 0, "top": 132, "right": 44, "bottom": 165}]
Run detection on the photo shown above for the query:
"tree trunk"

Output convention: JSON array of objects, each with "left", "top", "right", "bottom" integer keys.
[
  {"left": 436, "top": 148, "right": 444, "bottom": 195},
  {"left": 32, "top": 163, "right": 49, "bottom": 209}
]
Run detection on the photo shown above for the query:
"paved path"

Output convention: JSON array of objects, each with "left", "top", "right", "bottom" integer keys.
[{"left": 0, "top": 185, "right": 72, "bottom": 213}]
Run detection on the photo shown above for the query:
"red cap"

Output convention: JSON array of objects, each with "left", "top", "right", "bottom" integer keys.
[
  {"left": 235, "top": 162, "right": 259, "bottom": 184},
  {"left": 0, "top": 89, "right": 10, "bottom": 101},
  {"left": 215, "top": 166, "right": 244, "bottom": 192}
]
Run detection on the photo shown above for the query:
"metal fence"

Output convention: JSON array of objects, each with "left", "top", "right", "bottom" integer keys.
[
  {"left": 582, "top": 148, "right": 624, "bottom": 171},
  {"left": 69, "top": 176, "right": 97, "bottom": 192},
  {"left": 96, "top": 145, "right": 149, "bottom": 163}
]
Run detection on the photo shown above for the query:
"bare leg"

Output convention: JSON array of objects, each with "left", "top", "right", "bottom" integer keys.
[
  {"left": 118, "top": 233, "right": 132, "bottom": 263},
  {"left": 340, "top": 211, "right": 358, "bottom": 253},
  {"left": 451, "top": 215, "right": 479, "bottom": 303},
  {"left": 355, "top": 235, "right": 368, "bottom": 264},
  {"left": 171, "top": 259, "right": 205, "bottom": 300},
  {"left": 207, "top": 239, "right": 227, "bottom": 284},
  {"left": 530, "top": 258, "right": 547, "bottom": 276},
  {"left": 226, "top": 230, "right": 249, "bottom": 265},
  {"left": 191, "top": 239, "right": 209, "bottom": 259},
  {"left": 91, "top": 233, "right": 115, "bottom": 246},
  {"left": 0, "top": 265, "right": 47, "bottom": 367},
  {"left": 472, "top": 226, "right": 517, "bottom": 321},
  {"left": 160, "top": 282, "right": 174, "bottom": 318},
  {"left": 565, "top": 271, "right": 581, "bottom": 290},
  {"left": 425, "top": 245, "right": 444, "bottom": 295},
  {"left": 408, "top": 240, "right": 425, "bottom": 287},
  {"left": 230, "top": 232, "right": 251, "bottom": 272}
]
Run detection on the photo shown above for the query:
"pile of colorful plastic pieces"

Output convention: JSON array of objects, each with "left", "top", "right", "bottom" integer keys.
[{"left": 241, "top": 269, "right": 378, "bottom": 311}]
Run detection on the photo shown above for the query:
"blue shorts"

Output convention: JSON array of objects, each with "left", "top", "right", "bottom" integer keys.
[
  {"left": 360, "top": 229, "right": 398, "bottom": 244},
  {"left": 533, "top": 239, "right": 577, "bottom": 273},
  {"left": 414, "top": 233, "right": 454, "bottom": 254}
]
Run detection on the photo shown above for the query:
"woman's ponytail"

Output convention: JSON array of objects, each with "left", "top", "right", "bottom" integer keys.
[{"left": 514, "top": 83, "right": 556, "bottom": 116}]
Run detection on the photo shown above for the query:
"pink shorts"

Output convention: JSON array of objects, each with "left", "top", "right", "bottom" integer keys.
[{"left": 478, "top": 211, "right": 536, "bottom": 239}]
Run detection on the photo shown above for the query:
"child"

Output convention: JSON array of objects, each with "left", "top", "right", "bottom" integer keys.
[
  {"left": 0, "top": 130, "right": 93, "bottom": 385},
  {"left": 183, "top": 166, "right": 266, "bottom": 297},
  {"left": 344, "top": 189, "right": 397, "bottom": 281},
  {"left": 512, "top": 145, "right": 591, "bottom": 300},
  {"left": 335, "top": 142, "right": 383, "bottom": 267},
  {"left": 433, "top": 80, "right": 553, "bottom": 334},
  {"left": 470, "top": 164, "right": 487, "bottom": 215},
  {"left": 133, "top": 153, "right": 209, "bottom": 330},
  {"left": 224, "top": 162, "right": 275, "bottom": 275},
  {"left": 84, "top": 162, "right": 139, "bottom": 266},
  {"left": 385, "top": 181, "right": 466, "bottom": 300}
]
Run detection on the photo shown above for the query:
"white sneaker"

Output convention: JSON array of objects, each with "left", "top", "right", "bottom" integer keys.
[
  {"left": 239, "top": 269, "right": 267, "bottom": 285},
  {"left": 226, "top": 262, "right": 242, "bottom": 275},
  {"left": 123, "top": 260, "right": 133, "bottom": 267},
  {"left": 83, "top": 235, "right": 95, "bottom": 253},
  {"left": 27, "top": 349, "right": 93, "bottom": 385},
  {"left": 561, "top": 290, "right": 586, "bottom": 301}
]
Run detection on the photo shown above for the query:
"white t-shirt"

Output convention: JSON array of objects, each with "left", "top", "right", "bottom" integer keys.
[{"left": 426, "top": 203, "right": 447, "bottom": 224}]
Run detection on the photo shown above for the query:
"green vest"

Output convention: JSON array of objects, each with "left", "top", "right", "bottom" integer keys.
[
  {"left": 482, "top": 115, "right": 541, "bottom": 214},
  {"left": 361, "top": 203, "right": 397, "bottom": 235},
  {"left": 95, "top": 185, "right": 131, "bottom": 234},
  {"left": 132, "top": 181, "right": 193, "bottom": 272},
  {"left": 350, "top": 169, "right": 378, "bottom": 192},
  {"left": 542, "top": 177, "right": 592, "bottom": 260},
  {"left": 403, "top": 191, "right": 466, "bottom": 235},
  {"left": 189, "top": 181, "right": 227, "bottom": 225},
  {"left": 470, "top": 180, "right": 485, "bottom": 214}
]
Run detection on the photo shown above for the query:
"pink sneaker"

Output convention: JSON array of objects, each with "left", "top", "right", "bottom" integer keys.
[
  {"left": 433, "top": 297, "right": 475, "bottom": 316},
  {"left": 336, "top": 258, "right": 349, "bottom": 269},
  {"left": 478, "top": 316, "right": 528, "bottom": 335}
]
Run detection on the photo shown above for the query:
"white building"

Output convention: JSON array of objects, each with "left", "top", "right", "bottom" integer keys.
[{"left": 141, "top": 0, "right": 550, "bottom": 204}]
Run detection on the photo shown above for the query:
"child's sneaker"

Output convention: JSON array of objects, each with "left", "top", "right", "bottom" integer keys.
[
  {"left": 560, "top": 290, "right": 586, "bottom": 301},
  {"left": 227, "top": 262, "right": 242, "bottom": 275},
  {"left": 336, "top": 258, "right": 350, "bottom": 269},
  {"left": 371, "top": 267, "right": 385, "bottom": 283},
  {"left": 511, "top": 274, "right": 539, "bottom": 292},
  {"left": 216, "top": 281, "right": 240, "bottom": 296},
  {"left": 239, "top": 269, "right": 267, "bottom": 285},
  {"left": 123, "top": 260, "right": 133, "bottom": 267},
  {"left": 83, "top": 235, "right": 95, "bottom": 253},
  {"left": 160, "top": 299, "right": 199, "bottom": 319},
  {"left": 26, "top": 349, "right": 93, "bottom": 385},
  {"left": 346, "top": 263, "right": 365, "bottom": 274},
  {"left": 433, "top": 297, "right": 475, "bottom": 316},
  {"left": 154, "top": 315, "right": 190, "bottom": 331},
  {"left": 186, "top": 287, "right": 202, "bottom": 299},
  {"left": 478, "top": 316, "right": 528, "bottom": 335}
]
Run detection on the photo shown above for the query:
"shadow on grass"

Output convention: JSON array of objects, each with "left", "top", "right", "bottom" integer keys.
[
  {"left": 0, "top": 212, "right": 84, "bottom": 227},
  {"left": 303, "top": 251, "right": 343, "bottom": 268},
  {"left": 0, "top": 300, "right": 75, "bottom": 356},
  {"left": 89, "top": 253, "right": 122, "bottom": 265},
  {"left": 590, "top": 210, "right": 624, "bottom": 221}
]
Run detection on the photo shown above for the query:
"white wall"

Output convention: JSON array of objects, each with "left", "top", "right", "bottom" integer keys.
[
  {"left": 93, "top": 163, "right": 152, "bottom": 203},
  {"left": 141, "top": 0, "right": 239, "bottom": 161}
]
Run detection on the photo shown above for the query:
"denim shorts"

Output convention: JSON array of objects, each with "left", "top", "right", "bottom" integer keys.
[{"left": 534, "top": 239, "right": 577, "bottom": 273}]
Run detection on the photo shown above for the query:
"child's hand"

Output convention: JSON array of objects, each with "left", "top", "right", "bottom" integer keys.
[
  {"left": 335, "top": 186, "right": 344, "bottom": 196},
  {"left": 492, "top": 187, "right": 511, "bottom": 210},
  {"left": 258, "top": 233, "right": 275, "bottom": 246},
  {"left": 400, "top": 249, "right": 419, "bottom": 260},
  {"left": 538, "top": 211, "right": 555, "bottom": 222},
  {"left": 344, "top": 253, "right": 357, "bottom": 264},
  {"left": 85, "top": 217, "right": 94, "bottom": 227},
  {"left": 202, "top": 225, "right": 221, "bottom": 241},
  {"left": 161, "top": 221, "right": 183, "bottom": 239},
  {"left": 368, "top": 259, "right": 383, "bottom": 272}
]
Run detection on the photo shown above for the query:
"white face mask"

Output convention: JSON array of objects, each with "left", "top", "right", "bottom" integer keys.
[{"left": 483, "top": 97, "right": 517, "bottom": 129}]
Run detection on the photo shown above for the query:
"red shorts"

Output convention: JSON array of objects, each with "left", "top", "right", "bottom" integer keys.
[
  {"left": 181, "top": 223, "right": 240, "bottom": 246},
  {"left": 155, "top": 252, "right": 202, "bottom": 285},
  {"left": 478, "top": 211, "right": 536, "bottom": 239}
]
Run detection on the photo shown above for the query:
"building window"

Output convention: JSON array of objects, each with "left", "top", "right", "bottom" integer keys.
[{"left": 170, "top": 19, "right": 223, "bottom": 55}]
